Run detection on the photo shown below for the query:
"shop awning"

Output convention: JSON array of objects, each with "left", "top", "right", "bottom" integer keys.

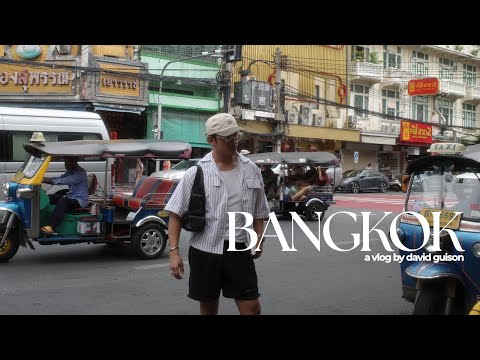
[{"left": 93, "top": 103, "right": 145, "bottom": 114}]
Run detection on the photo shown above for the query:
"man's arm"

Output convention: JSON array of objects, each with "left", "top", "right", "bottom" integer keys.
[
  {"left": 51, "top": 171, "right": 83, "bottom": 186},
  {"left": 168, "top": 212, "right": 184, "bottom": 279}
]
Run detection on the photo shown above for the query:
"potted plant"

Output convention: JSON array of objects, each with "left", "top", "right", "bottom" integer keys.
[{"left": 368, "top": 52, "right": 382, "bottom": 64}]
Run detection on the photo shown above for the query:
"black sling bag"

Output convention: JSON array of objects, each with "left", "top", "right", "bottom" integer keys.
[{"left": 181, "top": 165, "right": 206, "bottom": 232}]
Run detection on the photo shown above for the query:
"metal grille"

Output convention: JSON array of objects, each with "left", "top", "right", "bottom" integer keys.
[{"left": 141, "top": 45, "right": 222, "bottom": 64}]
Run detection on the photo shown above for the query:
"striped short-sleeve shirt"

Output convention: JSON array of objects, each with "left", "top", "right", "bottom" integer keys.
[{"left": 165, "top": 151, "right": 270, "bottom": 255}]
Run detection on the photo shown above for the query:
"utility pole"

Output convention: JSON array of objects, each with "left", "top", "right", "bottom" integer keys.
[{"left": 274, "top": 47, "right": 283, "bottom": 153}]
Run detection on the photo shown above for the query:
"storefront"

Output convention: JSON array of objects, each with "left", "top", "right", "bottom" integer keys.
[{"left": 397, "top": 120, "right": 433, "bottom": 169}]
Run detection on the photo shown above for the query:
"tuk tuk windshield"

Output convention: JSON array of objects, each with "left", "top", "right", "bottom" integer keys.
[
  {"left": 407, "top": 167, "right": 480, "bottom": 221},
  {"left": 14, "top": 154, "right": 47, "bottom": 181}
]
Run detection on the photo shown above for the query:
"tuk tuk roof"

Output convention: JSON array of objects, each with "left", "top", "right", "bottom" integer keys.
[
  {"left": 23, "top": 139, "right": 192, "bottom": 159},
  {"left": 465, "top": 143, "right": 480, "bottom": 162},
  {"left": 406, "top": 154, "right": 480, "bottom": 174},
  {"left": 247, "top": 151, "right": 338, "bottom": 166}
]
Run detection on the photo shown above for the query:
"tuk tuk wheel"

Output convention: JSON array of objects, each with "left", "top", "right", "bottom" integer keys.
[
  {"left": 0, "top": 231, "right": 20, "bottom": 263},
  {"left": 413, "top": 288, "right": 444, "bottom": 315},
  {"left": 305, "top": 202, "right": 326, "bottom": 221},
  {"left": 131, "top": 223, "right": 167, "bottom": 260}
]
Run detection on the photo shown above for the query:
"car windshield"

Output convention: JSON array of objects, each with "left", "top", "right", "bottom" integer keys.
[
  {"left": 346, "top": 170, "right": 362, "bottom": 178},
  {"left": 407, "top": 167, "right": 480, "bottom": 221},
  {"left": 171, "top": 159, "right": 199, "bottom": 170}
]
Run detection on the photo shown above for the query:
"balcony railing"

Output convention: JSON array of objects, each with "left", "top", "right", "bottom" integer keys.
[
  {"left": 440, "top": 79, "right": 466, "bottom": 98},
  {"left": 349, "top": 61, "right": 383, "bottom": 84},
  {"left": 465, "top": 85, "right": 480, "bottom": 102}
]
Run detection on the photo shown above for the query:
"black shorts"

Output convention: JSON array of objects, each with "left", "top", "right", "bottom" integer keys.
[{"left": 187, "top": 241, "right": 260, "bottom": 302}]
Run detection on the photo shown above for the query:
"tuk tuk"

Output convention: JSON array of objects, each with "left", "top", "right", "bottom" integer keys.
[
  {"left": 396, "top": 142, "right": 480, "bottom": 315},
  {"left": 247, "top": 151, "right": 339, "bottom": 221},
  {"left": 0, "top": 138, "right": 191, "bottom": 262}
]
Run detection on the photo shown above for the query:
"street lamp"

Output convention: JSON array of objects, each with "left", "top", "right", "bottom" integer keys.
[{"left": 154, "top": 49, "right": 223, "bottom": 171}]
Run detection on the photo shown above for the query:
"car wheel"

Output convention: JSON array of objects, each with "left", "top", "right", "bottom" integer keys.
[
  {"left": 379, "top": 182, "right": 387, "bottom": 193},
  {"left": 351, "top": 182, "right": 359, "bottom": 194}
]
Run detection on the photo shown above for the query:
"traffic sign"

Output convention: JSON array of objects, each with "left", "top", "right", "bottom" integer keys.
[{"left": 354, "top": 151, "right": 359, "bottom": 164}]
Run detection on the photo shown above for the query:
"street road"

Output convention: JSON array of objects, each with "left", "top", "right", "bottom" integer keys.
[{"left": 0, "top": 192, "right": 414, "bottom": 315}]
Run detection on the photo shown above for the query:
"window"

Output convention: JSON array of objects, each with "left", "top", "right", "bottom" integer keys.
[
  {"left": 382, "top": 89, "right": 400, "bottom": 117},
  {"left": 463, "top": 103, "right": 476, "bottom": 128},
  {"left": 438, "top": 99, "right": 454, "bottom": 126},
  {"left": 463, "top": 64, "right": 477, "bottom": 86},
  {"left": 439, "top": 58, "right": 454, "bottom": 81},
  {"left": 350, "top": 84, "right": 369, "bottom": 117},
  {"left": 412, "top": 51, "right": 429, "bottom": 75},
  {"left": 383, "top": 46, "right": 402, "bottom": 69},
  {"left": 412, "top": 96, "right": 429, "bottom": 122},
  {"left": 351, "top": 45, "right": 369, "bottom": 62},
  {"left": 0, "top": 131, "right": 101, "bottom": 162}
]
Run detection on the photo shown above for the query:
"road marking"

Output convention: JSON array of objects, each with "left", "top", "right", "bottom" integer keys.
[{"left": 134, "top": 261, "right": 189, "bottom": 270}]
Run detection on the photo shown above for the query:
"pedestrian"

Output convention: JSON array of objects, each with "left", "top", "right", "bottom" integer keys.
[
  {"left": 162, "top": 160, "right": 171, "bottom": 170},
  {"left": 135, "top": 158, "right": 144, "bottom": 185},
  {"left": 165, "top": 113, "right": 270, "bottom": 315},
  {"left": 366, "top": 163, "right": 372, "bottom": 170}
]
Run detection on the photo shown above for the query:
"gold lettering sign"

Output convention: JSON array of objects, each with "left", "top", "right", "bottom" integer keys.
[
  {"left": 0, "top": 64, "right": 75, "bottom": 94},
  {"left": 98, "top": 63, "right": 141, "bottom": 98}
]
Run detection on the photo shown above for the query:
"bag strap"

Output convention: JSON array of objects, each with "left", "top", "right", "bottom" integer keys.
[{"left": 187, "top": 165, "right": 205, "bottom": 213}]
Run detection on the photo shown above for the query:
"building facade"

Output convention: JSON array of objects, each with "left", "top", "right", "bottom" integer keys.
[
  {"left": 139, "top": 45, "right": 222, "bottom": 159},
  {"left": 0, "top": 45, "right": 149, "bottom": 140},
  {"left": 232, "top": 45, "right": 360, "bottom": 156},
  {"left": 346, "top": 45, "right": 480, "bottom": 177}
]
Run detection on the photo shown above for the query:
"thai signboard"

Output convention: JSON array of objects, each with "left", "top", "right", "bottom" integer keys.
[
  {"left": 408, "top": 78, "right": 440, "bottom": 96},
  {"left": 400, "top": 120, "right": 432, "bottom": 144}
]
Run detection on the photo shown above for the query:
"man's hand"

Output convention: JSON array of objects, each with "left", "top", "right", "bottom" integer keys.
[
  {"left": 169, "top": 250, "right": 184, "bottom": 279},
  {"left": 42, "top": 177, "right": 53, "bottom": 185},
  {"left": 251, "top": 239, "right": 264, "bottom": 259}
]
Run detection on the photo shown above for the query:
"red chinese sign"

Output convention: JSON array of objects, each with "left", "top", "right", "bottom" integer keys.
[
  {"left": 400, "top": 120, "right": 432, "bottom": 144},
  {"left": 408, "top": 78, "right": 440, "bottom": 96}
]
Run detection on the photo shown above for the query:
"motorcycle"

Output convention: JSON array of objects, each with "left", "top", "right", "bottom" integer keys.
[{"left": 388, "top": 175, "right": 402, "bottom": 192}]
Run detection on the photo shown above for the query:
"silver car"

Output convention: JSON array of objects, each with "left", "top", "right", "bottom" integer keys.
[{"left": 150, "top": 158, "right": 200, "bottom": 180}]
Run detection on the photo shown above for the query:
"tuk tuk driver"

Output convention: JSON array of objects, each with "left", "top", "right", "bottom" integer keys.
[{"left": 40, "top": 156, "right": 89, "bottom": 235}]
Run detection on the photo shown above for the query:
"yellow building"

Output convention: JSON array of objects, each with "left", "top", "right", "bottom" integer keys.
[{"left": 233, "top": 45, "right": 359, "bottom": 154}]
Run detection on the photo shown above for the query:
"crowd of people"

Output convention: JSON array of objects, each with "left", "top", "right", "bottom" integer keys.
[{"left": 260, "top": 163, "right": 331, "bottom": 202}]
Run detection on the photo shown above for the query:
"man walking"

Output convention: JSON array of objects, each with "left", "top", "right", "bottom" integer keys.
[{"left": 165, "top": 113, "right": 270, "bottom": 315}]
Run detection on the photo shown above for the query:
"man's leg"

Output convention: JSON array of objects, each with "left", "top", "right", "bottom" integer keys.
[
  {"left": 187, "top": 246, "right": 222, "bottom": 315},
  {"left": 223, "top": 241, "right": 261, "bottom": 315},
  {"left": 49, "top": 197, "right": 80, "bottom": 229},
  {"left": 235, "top": 299, "right": 261, "bottom": 315},
  {"left": 200, "top": 299, "right": 219, "bottom": 315}
]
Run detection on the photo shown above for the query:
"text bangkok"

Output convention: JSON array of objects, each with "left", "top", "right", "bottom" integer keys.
[{"left": 226, "top": 211, "right": 465, "bottom": 253}]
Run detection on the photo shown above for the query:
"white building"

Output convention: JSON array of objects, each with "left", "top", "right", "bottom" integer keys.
[{"left": 344, "top": 45, "right": 480, "bottom": 177}]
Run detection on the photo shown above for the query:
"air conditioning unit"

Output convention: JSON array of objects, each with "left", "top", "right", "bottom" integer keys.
[
  {"left": 57, "top": 45, "right": 71, "bottom": 54},
  {"left": 391, "top": 124, "right": 400, "bottom": 133},
  {"left": 299, "top": 105, "right": 312, "bottom": 125},
  {"left": 286, "top": 111, "right": 299, "bottom": 124},
  {"left": 348, "top": 115, "right": 359, "bottom": 125},
  {"left": 314, "top": 115, "right": 324, "bottom": 127}
]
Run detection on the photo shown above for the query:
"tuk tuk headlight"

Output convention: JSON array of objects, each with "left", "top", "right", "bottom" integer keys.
[
  {"left": 2, "top": 183, "right": 9, "bottom": 197},
  {"left": 472, "top": 243, "right": 480, "bottom": 258},
  {"left": 16, "top": 187, "right": 35, "bottom": 199}
]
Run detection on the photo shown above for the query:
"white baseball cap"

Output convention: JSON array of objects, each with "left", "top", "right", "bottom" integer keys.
[{"left": 205, "top": 113, "right": 242, "bottom": 136}]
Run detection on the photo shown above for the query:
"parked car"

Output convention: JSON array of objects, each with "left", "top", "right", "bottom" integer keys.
[
  {"left": 336, "top": 169, "right": 389, "bottom": 193},
  {"left": 150, "top": 158, "right": 200, "bottom": 180}
]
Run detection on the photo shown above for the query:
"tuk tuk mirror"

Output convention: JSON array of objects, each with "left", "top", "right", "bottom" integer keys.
[{"left": 401, "top": 174, "right": 410, "bottom": 193}]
